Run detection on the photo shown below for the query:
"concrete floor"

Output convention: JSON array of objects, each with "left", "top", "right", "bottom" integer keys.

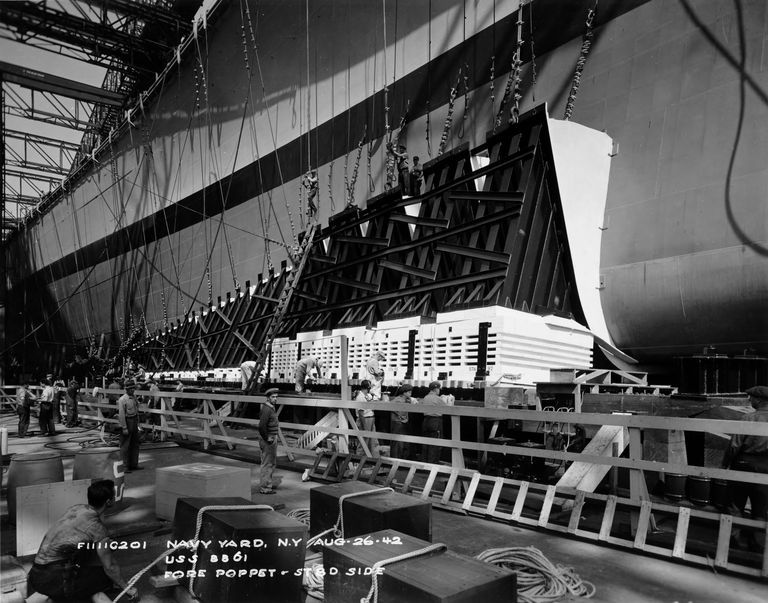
[{"left": 1, "top": 415, "right": 766, "bottom": 603}]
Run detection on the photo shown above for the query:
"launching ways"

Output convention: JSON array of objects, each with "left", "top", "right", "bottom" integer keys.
[{"left": 135, "top": 104, "right": 621, "bottom": 381}]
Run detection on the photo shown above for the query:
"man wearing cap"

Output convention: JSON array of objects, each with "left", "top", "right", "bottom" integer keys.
[
  {"left": 420, "top": 381, "right": 450, "bottom": 464},
  {"left": 117, "top": 379, "right": 142, "bottom": 472},
  {"left": 294, "top": 355, "right": 324, "bottom": 393},
  {"left": 366, "top": 351, "right": 386, "bottom": 400},
  {"left": 258, "top": 388, "right": 281, "bottom": 494},
  {"left": 16, "top": 379, "right": 36, "bottom": 437},
  {"left": 65, "top": 379, "right": 82, "bottom": 427},
  {"left": 355, "top": 380, "right": 379, "bottom": 457},
  {"left": 722, "top": 385, "right": 768, "bottom": 550},
  {"left": 389, "top": 384, "right": 413, "bottom": 459},
  {"left": 39, "top": 376, "right": 57, "bottom": 436}
]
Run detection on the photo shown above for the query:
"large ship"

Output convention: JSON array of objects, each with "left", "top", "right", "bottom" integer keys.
[{"left": 1, "top": 0, "right": 767, "bottom": 382}]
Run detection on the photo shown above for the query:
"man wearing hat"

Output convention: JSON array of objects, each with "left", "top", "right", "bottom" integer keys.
[
  {"left": 16, "top": 379, "right": 36, "bottom": 437},
  {"left": 420, "top": 381, "right": 450, "bottom": 464},
  {"left": 65, "top": 379, "right": 82, "bottom": 427},
  {"left": 38, "top": 376, "right": 57, "bottom": 436},
  {"left": 258, "top": 388, "right": 281, "bottom": 494},
  {"left": 722, "top": 385, "right": 768, "bottom": 550},
  {"left": 365, "top": 351, "right": 387, "bottom": 401},
  {"left": 294, "top": 355, "right": 324, "bottom": 393},
  {"left": 117, "top": 379, "right": 142, "bottom": 472},
  {"left": 389, "top": 384, "right": 413, "bottom": 459},
  {"left": 354, "top": 380, "right": 379, "bottom": 457}
]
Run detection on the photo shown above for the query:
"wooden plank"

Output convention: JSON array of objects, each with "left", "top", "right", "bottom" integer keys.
[
  {"left": 567, "top": 491, "right": 586, "bottom": 534},
  {"left": 715, "top": 514, "right": 733, "bottom": 568},
  {"left": 599, "top": 496, "right": 617, "bottom": 541},
  {"left": 672, "top": 507, "right": 690, "bottom": 558},
  {"left": 421, "top": 467, "right": 439, "bottom": 499},
  {"left": 556, "top": 425, "right": 628, "bottom": 492},
  {"left": 383, "top": 462, "right": 400, "bottom": 487},
  {"left": 462, "top": 473, "right": 482, "bottom": 511},
  {"left": 441, "top": 470, "right": 460, "bottom": 506},
  {"left": 402, "top": 466, "right": 418, "bottom": 494},
  {"left": 633, "top": 500, "right": 653, "bottom": 550},
  {"left": 487, "top": 477, "right": 505, "bottom": 515},
  {"left": 511, "top": 481, "right": 530, "bottom": 521},
  {"left": 763, "top": 523, "right": 768, "bottom": 578},
  {"left": 538, "top": 485, "right": 556, "bottom": 527},
  {"left": 17, "top": 480, "right": 91, "bottom": 556}
]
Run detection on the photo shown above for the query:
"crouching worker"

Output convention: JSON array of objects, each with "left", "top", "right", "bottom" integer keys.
[{"left": 27, "top": 479, "right": 138, "bottom": 602}]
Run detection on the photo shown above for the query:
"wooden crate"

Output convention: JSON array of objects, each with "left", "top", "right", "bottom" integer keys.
[
  {"left": 323, "top": 529, "right": 516, "bottom": 602},
  {"left": 310, "top": 481, "right": 431, "bottom": 541},
  {"left": 155, "top": 463, "right": 252, "bottom": 520},
  {"left": 173, "top": 498, "right": 307, "bottom": 603}
]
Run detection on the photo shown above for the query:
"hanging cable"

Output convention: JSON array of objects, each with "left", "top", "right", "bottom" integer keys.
[
  {"left": 509, "top": 0, "right": 525, "bottom": 125},
  {"left": 529, "top": 0, "right": 538, "bottom": 101},
  {"left": 438, "top": 68, "right": 462, "bottom": 156},
  {"left": 564, "top": 1, "right": 598, "bottom": 121},
  {"left": 426, "top": 0, "right": 432, "bottom": 157}
]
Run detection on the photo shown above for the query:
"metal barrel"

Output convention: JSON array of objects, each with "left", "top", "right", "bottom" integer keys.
[
  {"left": 686, "top": 476, "right": 711, "bottom": 505},
  {"left": 72, "top": 447, "right": 125, "bottom": 502},
  {"left": 664, "top": 473, "right": 687, "bottom": 501},
  {"left": 7, "top": 451, "right": 64, "bottom": 523},
  {"left": 710, "top": 478, "right": 731, "bottom": 511}
]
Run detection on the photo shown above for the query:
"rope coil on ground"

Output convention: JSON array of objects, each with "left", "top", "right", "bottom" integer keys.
[{"left": 475, "top": 546, "right": 596, "bottom": 603}]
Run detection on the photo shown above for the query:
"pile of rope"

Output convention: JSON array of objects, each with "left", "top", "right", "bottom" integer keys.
[
  {"left": 476, "top": 546, "right": 595, "bottom": 603},
  {"left": 286, "top": 507, "right": 311, "bottom": 526}
]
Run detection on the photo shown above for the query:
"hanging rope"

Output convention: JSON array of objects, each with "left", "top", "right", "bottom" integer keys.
[
  {"left": 476, "top": 546, "right": 596, "bottom": 603},
  {"left": 489, "top": 0, "right": 496, "bottom": 127},
  {"left": 438, "top": 68, "right": 462, "bottom": 156},
  {"left": 529, "top": 0, "right": 538, "bottom": 101},
  {"left": 458, "top": 63, "right": 470, "bottom": 138},
  {"left": 305, "top": 0, "right": 312, "bottom": 171},
  {"left": 563, "top": 1, "right": 598, "bottom": 121}
]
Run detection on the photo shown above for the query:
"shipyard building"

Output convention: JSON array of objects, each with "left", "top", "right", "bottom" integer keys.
[{"left": 0, "top": 1, "right": 767, "bottom": 602}]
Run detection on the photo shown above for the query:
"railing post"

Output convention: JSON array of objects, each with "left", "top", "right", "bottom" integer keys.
[{"left": 338, "top": 335, "right": 350, "bottom": 454}]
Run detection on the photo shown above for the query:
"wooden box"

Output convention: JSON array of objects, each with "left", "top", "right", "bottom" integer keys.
[
  {"left": 171, "top": 497, "right": 307, "bottom": 603},
  {"left": 155, "top": 463, "right": 252, "bottom": 520},
  {"left": 310, "top": 481, "right": 431, "bottom": 541},
  {"left": 323, "top": 529, "right": 516, "bottom": 602}
]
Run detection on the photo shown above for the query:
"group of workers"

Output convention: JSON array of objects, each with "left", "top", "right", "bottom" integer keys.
[
  {"left": 15, "top": 367, "right": 768, "bottom": 602},
  {"left": 16, "top": 375, "right": 84, "bottom": 438}
]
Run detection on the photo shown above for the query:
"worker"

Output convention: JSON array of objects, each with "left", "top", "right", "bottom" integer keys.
[
  {"left": 365, "top": 351, "right": 386, "bottom": 400},
  {"left": 387, "top": 143, "right": 410, "bottom": 195},
  {"left": 117, "top": 379, "right": 142, "bottom": 473},
  {"left": 389, "top": 384, "right": 413, "bottom": 459},
  {"left": 722, "top": 385, "right": 768, "bottom": 551},
  {"left": 410, "top": 156, "right": 424, "bottom": 195},
  {"left": 355, "top": 379, "right": 379, "bottom": 457},
  {"left": 65, "top": 379, "right": 82, "bottom": 427},
  {"left": 54, "top": 378, "right": 66, "bottom": 425},
  {"left": 294, "top": 355, "right": 324, "bottom": 393},
  {"left": 16, "top": 379, "right": 36, "bottom": 438},
  {"left": 258, "top": 388, "right": 281, "bottom": 494},
  {"left": 420, "top": 381, "right": 452, "bottom": 464},
  {"left": 27, "top": 479, "right": 138, "bottom": 602},
  {"left": 38, "top": 376, "right": 57, "bottom": 436},
  {"left": 302, "top": 169, "right": 319, "bottom": 217}
]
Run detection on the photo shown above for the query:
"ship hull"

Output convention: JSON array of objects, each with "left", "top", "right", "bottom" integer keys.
[{"left": 2, "top": 0, "right": 767, "bottom": 377}]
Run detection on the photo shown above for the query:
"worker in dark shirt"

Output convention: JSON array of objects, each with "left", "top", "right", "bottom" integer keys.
[
  {"left": 16, "top": 380, "right": 36, "bottom": 437},
  {"left": 117, "top": 379, "right": 142, "bottom": 472},
  {"left": 421, "top": 381, "right": 450, "bottom": 464},
  {"left": 389, "top": 384, "right": 413, "bottom": 459},
  {"left": 722, "top": 385, "right": 768, "bottom": 551},
  {"left": 65, "top": 379, "right": 81, "bottom": 427},
  {"left": 258, "top": 388, "right": 280, "bottom": 494},
  {"left": 27, "top": 479, "right": 137, "bottom": 602}
]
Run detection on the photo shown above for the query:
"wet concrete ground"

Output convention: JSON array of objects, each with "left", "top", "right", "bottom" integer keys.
[{"left": 1, "top": 414, "right": 766, "bottom": 603}]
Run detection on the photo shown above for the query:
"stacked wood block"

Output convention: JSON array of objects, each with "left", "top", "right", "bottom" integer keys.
[
  {"left": 155, "top": 463, "right": 252, "bottom": 520},
  {"left": 310, "top": 481, "right": 431, "bottom": 541},
  {"left": 323, "top": 529, "right": 516, "bottom": 602},
  {"left": 172, "top": 497, "right": 307, "bottom": 603}
]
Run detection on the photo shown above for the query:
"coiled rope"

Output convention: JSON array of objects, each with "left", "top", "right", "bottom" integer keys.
[
  {"left": 361, "top": 543, "right": 447, "bottom": 603},
  {"left": 563, "top": 1, "right": 598, "bottom": 121},
  {"left": 475, "top": 546, "right": 596, "bottom": 603}
]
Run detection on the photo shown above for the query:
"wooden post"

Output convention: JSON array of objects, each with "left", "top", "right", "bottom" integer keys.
[
  {"left": 338, "top": 335, "right": 350, "bottom": 454},
  {"left": 451, "top": 415, "right": 465, "bottom": 469}
]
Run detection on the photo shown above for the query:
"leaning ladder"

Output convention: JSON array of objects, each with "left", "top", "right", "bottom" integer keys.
[{"left": 243, "top": 223, "right": 318, "bottom": 397}]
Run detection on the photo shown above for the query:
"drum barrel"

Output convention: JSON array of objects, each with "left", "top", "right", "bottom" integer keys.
[
  {"left": 664, "top": 473, "right": 687, "bottom": 501},
  {"left": 7, "top": 452, "right": 64, "bottom": 523},
  {"left": 686, "top": 476, "right": 711, "bottom": 505},
  {"left": 72, "top": 447, "right": 125, "bottom": 502}
]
